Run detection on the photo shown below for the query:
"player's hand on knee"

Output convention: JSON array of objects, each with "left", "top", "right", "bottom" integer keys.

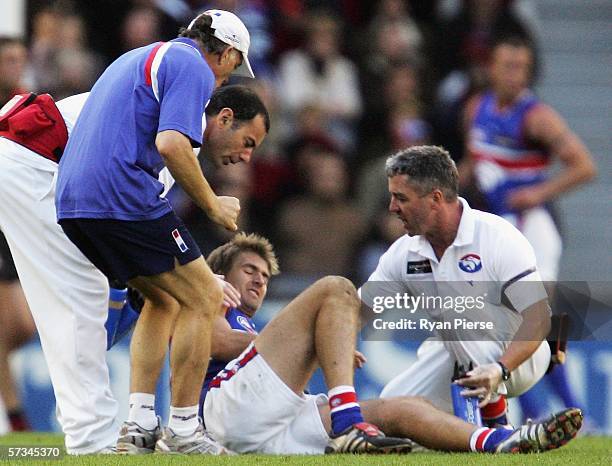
[
  {"left": 456, "top": 363, "right": 503, "bottom": 407},
  {"left": 210, "top": 196, "right": 240, "bottom": 231},
  {"left": 214, "top": 274, "right": 241, "bottom": 309}
]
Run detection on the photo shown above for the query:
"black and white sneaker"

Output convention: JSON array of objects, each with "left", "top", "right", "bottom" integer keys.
[
  {"left": 155, "top": 419, "right": 234, "bottom": 455},
  {"left": 116, "top": 416, "right": 161, "bottom": 455},
  {"left": 495, "top": 407, "right": 583, "bottom": 453},
  {"left": 325, "top": 422, "right": 414, "bottom": 454}
]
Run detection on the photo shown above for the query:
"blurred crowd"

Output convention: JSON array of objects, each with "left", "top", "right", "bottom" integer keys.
[{"left": 2, "top": 0, "right": 540, "bottom": 293}]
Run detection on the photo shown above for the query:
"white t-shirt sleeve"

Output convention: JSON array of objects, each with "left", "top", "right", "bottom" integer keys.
[
  {"left": 56, "top": 92, "right": 89, "bottom": 136},
  {"left": 367, "top": 237, "right": 407, "bottom": 282},
  {"left": 359, "top": 237, "right": 408, "bottom": 308},
  {"left": 494, "top": 223, "right": 547, "bottom": 312}
]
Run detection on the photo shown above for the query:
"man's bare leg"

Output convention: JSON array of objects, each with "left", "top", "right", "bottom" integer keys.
[
  {"left": 255, "top": 276, "right": 414, "bottom": 452},
  {"left": 117, "top": 256, "right": 222, "bottom": 453},
  {"left": 128, "top": 257, "right": 222, "bottom": 407},
  {"left": 319, "top": 396, "right": 473, "bottom": 451},
  {"left": 319, "top": 396, "right": 583, "bottom": 453},
  {"left": 128, "top": 288, "right": 179, "bottom": 395},
  {"left": 255, "top": 276, "right": 360, "bottom": 393},
  {"left": 0, "top": 281, "right": 35, "bottom": 430}
]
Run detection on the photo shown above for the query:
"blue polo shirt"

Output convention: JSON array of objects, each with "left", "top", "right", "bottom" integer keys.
[{"left": 56, "top": 38, "right": 215, "bottom": 221}]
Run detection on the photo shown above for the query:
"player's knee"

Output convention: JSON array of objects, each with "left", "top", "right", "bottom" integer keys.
[
  {"left": 317, "top": 276, "right": 358, "bottom": 303},
  {"left": 144, "top": 288, "right": 180, "bottom": 315}
]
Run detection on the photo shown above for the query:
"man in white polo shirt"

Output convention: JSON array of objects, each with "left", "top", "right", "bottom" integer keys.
[{"left": 366, "top": 145, "right": 551, "bottom": 427}]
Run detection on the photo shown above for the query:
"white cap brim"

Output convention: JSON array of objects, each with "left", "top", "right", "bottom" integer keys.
[{"left": 233, "top": 53, "right": 254, "bottom": 78}]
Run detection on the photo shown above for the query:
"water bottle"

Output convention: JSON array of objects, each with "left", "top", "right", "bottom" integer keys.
[{"left": 451, "top": 361, "right": 482, "bottom": 426}]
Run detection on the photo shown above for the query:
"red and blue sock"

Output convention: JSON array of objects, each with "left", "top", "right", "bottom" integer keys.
[
  {"left": 329, "top": 386, "right": 364, "bottom": 435},
  {"left": 470, "top": 426, "right": 514, "bottom": 452}
]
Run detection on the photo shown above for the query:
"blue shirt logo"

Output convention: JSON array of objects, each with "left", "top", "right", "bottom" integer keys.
[{"left": 459, "top": 254, "right": 482, "bottom": 273}]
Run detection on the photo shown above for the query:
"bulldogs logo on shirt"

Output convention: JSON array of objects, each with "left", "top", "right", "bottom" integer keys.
[
  {"left": 458, "top": 254, "right": 482, "bottom": 273},
  {"left": 237, "top": 315, "right": 257, "bottom": 334}
]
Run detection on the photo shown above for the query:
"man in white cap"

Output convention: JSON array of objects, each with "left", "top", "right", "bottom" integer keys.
[
  {"left": 186, "top": 9, "right": 255, "bottom": 81},
  {"left": 55, "top": 10, "right": 260, "bottom": 455}
]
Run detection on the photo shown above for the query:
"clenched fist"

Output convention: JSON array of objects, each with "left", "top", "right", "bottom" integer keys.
[{"left": 209, "top": 196, "right": 240, "bottom": 231}]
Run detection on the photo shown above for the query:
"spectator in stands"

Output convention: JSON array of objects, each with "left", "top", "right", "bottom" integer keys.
[
  {"left": 276, "top": 149, "right": 365, "bottom": 281},
  {"left": 0, "top": 38, "right": 28, "bottom": 104},
  {"left": 277, "top": 10, "right": 362, "bottom": 151},
  {"left": 52, "top": 14, "right": 103, "bottom": 98},
  {"left": 429, "top": 0, "right": 538, "bottom": 160},
  {"left": 120, "top": 7, "right": 163, "bottom": 52},
  {"left": 29, "top": 7, "right": 62, "bottom": 92},
  {"left": 357, "top": 61, "right": 430, "bottom": 223},
  {"left": 359, "top": 10, "right": 423, "bottom": 125},
  {"left": 29, "top": 9, "right": 101, "bottom": 99},
  {"left": 367, "top": 0, "right": 423, "bottom": 61}
]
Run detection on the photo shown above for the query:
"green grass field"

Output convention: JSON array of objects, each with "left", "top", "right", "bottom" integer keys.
[{"left": 0, "top": 433, "right": 610, "bottom": 465}]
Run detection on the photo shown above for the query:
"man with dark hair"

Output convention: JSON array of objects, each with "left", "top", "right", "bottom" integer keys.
[
  {"left": 461, "top": 36, "right": 595, "bottom": 282},
  {"left": 55, "top": 7, "right": 263, "bottom": 455},
  {"left": 199, "top": 232, "right": 581, "bottom": 455},
  {"left": 364, "top": 146, "right": 570, "bottom": 433},
  {"left": 0, "top": 82, "right": 268, "bottom": 454},
  {"left": 178, "top": 11, "right": 254, "bottom": 83},
  {"left": 460, "top": 36, "right": 595, "bottom": 424}
]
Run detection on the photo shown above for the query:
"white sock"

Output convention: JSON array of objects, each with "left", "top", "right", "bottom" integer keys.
[
  {"left": 168, "top": 405, "right": 199, "bottom": 437},
  {"left": 128, "top": 393, "right": 157, "bottom": 430}
]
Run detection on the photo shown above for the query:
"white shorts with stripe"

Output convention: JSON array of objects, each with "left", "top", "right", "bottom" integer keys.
[
  {"left": 504, "top": 206, "right": 562, "bottom": 281},
  {"left": 204, "top": 344, "right": 330, "bottom": 454}
]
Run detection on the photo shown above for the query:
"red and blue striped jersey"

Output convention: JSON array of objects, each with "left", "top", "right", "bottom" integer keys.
[{"left": 468, "top": 90, "right": 550, "bottom": 215}]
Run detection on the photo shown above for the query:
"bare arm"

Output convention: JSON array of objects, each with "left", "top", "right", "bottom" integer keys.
[
  {"left": 457, "top": 95, "right": 481, "bottom": 189},
  {"left": 456, "top": 298, "right": 550, "bottom": 405},
  {"left": 508, "top": 105, "right": 597, "bottom": 209},
  {"left": 156, "top": 130, "right": 239, "bottom": 231},
  {"left": 210, "top": 315, "right": 256, "bottom": 361},
  {"left": 499, "top": 298, "right": 551, "bottom": 371}
]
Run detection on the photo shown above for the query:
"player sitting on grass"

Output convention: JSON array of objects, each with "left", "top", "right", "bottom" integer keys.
[
  {"left": 190, "top": 233, "right": 580, "bottom": 454},
  {"left": 108, "top": 233, "right": 583, "bottom": 454}
]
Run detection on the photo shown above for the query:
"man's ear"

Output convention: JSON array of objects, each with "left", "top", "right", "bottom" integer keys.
[
  {"left": 431, "top": 189, "right": 444, "bottom": 205},
  {"left": 220, "top": 46, "right": 234, "bottom": 64},
  {"left": 217, "top": 107, "right": 234, "bottom": 128}
]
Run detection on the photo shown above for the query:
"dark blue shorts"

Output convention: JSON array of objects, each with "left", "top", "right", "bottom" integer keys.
[{"left": 59, "top": 211, "right": 201, "bottom": 286}]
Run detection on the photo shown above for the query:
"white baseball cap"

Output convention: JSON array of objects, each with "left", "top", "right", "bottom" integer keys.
[{"left": 188, "top": 9, "right": 254, "bottom": 78}]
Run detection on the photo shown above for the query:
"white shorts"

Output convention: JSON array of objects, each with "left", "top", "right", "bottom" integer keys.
[
  {"left": 203, "top": 344, "right": 329, "bottom": 454},
  {"left": 380, "top": 338, "right": 550, "bottom": 413},
  {"left": 504, "top": 207, "right": 562, "bottom": 281}
]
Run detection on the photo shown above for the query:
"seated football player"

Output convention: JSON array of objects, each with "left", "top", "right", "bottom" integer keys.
[{"left": 198, "top": 233, "right": 581, "bottom": 455}]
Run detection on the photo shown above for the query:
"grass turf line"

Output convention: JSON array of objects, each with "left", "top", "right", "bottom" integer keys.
[{"left": 0, "top": 433, "right": 610, "bottom": 465}]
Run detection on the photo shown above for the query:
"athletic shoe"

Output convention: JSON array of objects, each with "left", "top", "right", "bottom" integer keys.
[
  {"left": 155, "top": 419, "right": 234, "bottom": 455},
  {"left": 325, "top": 422, "right": 414, "bottom": 454},
  {"left": 116, "top": 417, "right": 161, "bottom": 455},
  {"left": 495, "top": 407, "right": 583, "bottom": 453}
]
